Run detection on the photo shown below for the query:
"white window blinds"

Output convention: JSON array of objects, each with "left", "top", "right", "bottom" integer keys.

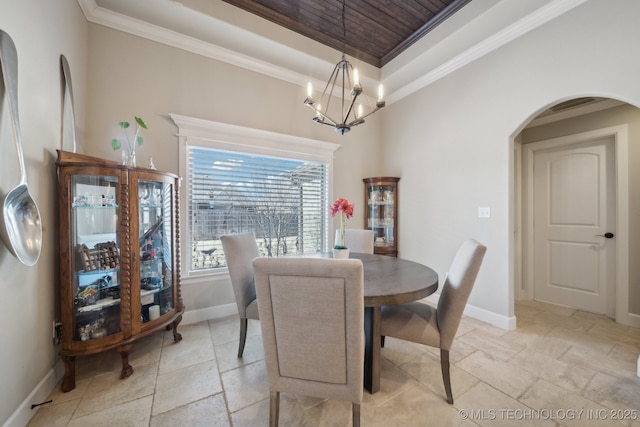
[{"left": 188, "top": 147, "right": 329, "bottom": 271}]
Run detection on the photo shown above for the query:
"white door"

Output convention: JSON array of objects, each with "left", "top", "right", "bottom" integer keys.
[{"left": 532, "top": 136, "right": 615, "bottom": 316}]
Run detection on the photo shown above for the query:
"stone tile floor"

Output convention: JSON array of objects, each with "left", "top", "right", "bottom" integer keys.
[{"left": 27, "top": 301, "right": 640, "bottom": 426}]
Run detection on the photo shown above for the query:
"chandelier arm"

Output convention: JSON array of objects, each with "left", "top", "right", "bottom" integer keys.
[
  {"left": 306, "top": 100, "right": 340, "bottom": 126},
  {"left": 316, "top": 119, "right": 340, "bottom": 128},
  {"left": 320, "top": 62, "right": 341, "bottom": 99},
  {"left": 314, "top": 109, "right": 339, "bottom": 126},
  {"left": 357, "top": 105, "right": 383, "bottom": 121},
  {"left": 343, "top": 92, "right": 359, "bottom": 125}
]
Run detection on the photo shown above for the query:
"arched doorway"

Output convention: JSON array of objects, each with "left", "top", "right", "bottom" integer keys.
[{"left": 513, "top": 97, "right": 639, "bottom": 327}]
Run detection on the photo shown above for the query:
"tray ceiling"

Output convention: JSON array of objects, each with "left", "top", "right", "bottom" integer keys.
[{"left": 221, "top": 0, "right": 472, "bottom": 67}]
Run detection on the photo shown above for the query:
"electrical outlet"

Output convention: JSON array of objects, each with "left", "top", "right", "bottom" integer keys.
[
  {"left": 52, "top": 321, "right": 62, "bottom": 345},
  {"left": 478, "top": 207, "right": 491, "bottom": 218}
]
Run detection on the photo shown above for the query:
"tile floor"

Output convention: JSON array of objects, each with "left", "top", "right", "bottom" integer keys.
[{"left": 27, "top": 301, "right": 640, "bottom": 426}]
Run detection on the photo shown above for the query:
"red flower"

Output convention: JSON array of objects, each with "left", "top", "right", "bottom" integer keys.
[{"left": 330, "top": 198, "right": 354, "bottom": 219}]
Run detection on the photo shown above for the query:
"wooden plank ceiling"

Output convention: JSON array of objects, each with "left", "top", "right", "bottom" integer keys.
[{"left": 221, "top": 0, "right": 472, "bottom": 68}]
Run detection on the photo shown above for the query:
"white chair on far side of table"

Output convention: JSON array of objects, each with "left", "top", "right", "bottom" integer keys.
[{"left": 335, "top": 229, "right": 374, "bottom": 254}]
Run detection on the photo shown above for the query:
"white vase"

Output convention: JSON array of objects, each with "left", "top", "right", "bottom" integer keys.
[{"left": 333, "top": 248, "right": 350, "bottom": 259}]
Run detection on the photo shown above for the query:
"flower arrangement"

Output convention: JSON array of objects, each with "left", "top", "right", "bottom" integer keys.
[
  {"left": 330, "top": 197, "right": 354, "bottom": 249},
  {"left": 111, "top": 116, "right": 148, "bottom": 166}
]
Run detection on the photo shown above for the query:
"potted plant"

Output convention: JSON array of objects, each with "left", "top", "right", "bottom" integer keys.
[
  {"left": 330, "top": 197, "right": 354, "bottom": 258},
  {"left": 111, "top": 116, "right": 148, "bottom": 167}
]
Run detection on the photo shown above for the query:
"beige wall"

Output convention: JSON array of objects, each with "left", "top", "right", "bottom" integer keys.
[
  {"left": 83, "top": 24, "right": 385, "bottom": 311},
  {"left": 0, "top": 0, "right": 88, "bottom": 424},
  {"left": 521, "top": 104, "right": 640, "bottom": 315}
]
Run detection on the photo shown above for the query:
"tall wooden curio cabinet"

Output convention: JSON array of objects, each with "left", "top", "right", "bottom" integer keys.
[
  {"left": 56, "top": 150, "right": 183, "bottom": 392},
  {"left": 363, "top": 177, "right": 400, "bottom": 257}
]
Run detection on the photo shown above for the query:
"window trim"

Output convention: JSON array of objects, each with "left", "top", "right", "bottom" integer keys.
[{"left": 170, "top": 114, "right": 341, "bottom": 279}]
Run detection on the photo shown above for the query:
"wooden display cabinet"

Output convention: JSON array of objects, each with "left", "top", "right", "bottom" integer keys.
[
  {"left": 363, "top": 177, "right": 399, "bottom": 257},
  {"left": 56, "top": 150, "right": 184, "bottom": 392}
]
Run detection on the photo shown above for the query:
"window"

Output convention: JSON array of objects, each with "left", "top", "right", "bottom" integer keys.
[
  {"left": 188, "top": 148, "right": 328, "bottom": 270},
  {"left": 171, "top": 114, "right": 340, "bottom": 274}
]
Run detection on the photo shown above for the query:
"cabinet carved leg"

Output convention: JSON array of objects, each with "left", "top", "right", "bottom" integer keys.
[
  {"left": 172, "top": 315, "right": 183, "bottom": 342},
  {"left": 61, "top": 355, "right": 76, "bottom": 392},
  {"left": 117, "top": 344, "right": 134, "bottom": 379}
]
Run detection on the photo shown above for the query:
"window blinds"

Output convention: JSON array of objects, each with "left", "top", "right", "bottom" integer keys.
[{"left": 187, "top": 146, "right": 329, "bottom": 271}]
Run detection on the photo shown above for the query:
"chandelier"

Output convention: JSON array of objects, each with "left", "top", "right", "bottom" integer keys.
[{"left": 303, "top": 1, "right": 385, "bottom": 134}]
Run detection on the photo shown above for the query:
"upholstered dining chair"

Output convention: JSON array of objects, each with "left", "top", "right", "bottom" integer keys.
[
  {"left": 380, "top": 239, "right": 486, "bottom": 404},
  {"left": 253, "top": 257, "right": 365, "bottom": 427},
  {"left": 335, "top": 229, "right": 375, "bottom": 254},
  {"left": 220, "top": 233, "right": 261, "bottom": 358}
]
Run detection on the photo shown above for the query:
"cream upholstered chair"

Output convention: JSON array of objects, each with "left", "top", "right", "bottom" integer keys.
[
  {"left": 253, "top": 257, "right": 364, "bottom": 427},
  {"left": 335, "top": 229, "right": 375, "bottom": 254},
  {"left": 380, "top": 239, "right": 486, "bottom": 404},
  {"left": 220, "top": 233, "right": 261, "bottom": 358}
]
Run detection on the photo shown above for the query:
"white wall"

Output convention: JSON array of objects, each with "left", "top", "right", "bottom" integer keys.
[
  {"left": 381, "top": 0, "right": 640, "bottom": 326},
  {"left": 521, "top": 104, "right": 640, "bottom": 315},
  {"left": 0, "top": 0, "right": 88, "bottom": 425}
]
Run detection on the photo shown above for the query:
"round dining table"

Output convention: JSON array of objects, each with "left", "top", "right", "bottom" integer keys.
[{"left": 325, "top": 252, "right": 439, "bottom": 393}]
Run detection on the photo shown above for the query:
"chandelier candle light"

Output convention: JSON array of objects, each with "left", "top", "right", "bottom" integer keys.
[{"left": 304, "top": 57, "right": 385, "bottom": 134}]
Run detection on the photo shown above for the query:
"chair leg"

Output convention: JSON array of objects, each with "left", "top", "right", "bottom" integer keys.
[
  {"left": 269, "top": 391, "right": 280, "bottom": 427},
  {"left": 352, "top": 402, "right": 360, "bottom": 427},
  {"left": 440, "top": 348, "right": 453, "bottom": 404},
  {"left": 238, "top": 318, "right": 248, "bottom": 358},
  {"left": 381, "top": 336, "right": 385, "bottom": 348}
]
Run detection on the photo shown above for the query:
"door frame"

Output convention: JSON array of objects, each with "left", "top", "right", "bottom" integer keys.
[{"left": 518, "top": 125, "right": 635, "bottom": 326}]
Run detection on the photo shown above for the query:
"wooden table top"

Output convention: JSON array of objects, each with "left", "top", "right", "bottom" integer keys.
[
  {"left": 348, "top": 253, "right": 439, "bottom": 306},
  {"left": 296, "top": 252, "right": 439, "bottom": 306}
]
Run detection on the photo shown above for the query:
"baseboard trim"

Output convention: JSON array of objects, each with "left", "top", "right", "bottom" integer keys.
[
  {"left": 181, "top": 303, "right": 238, "bottom": 325},
  {"left": 425, "top": 295, "right": 516, "bottom": 331},
  {"left": 3, "top": 359, "right": 64, "bottom": 427},
  {"left": 618, "top": 312, "right": 640, "bottom": 329}
]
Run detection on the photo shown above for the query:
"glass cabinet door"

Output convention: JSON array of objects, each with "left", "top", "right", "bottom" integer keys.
[
  {"left": 364, "top": 177, "right": 399, "bottom": 257},
  {"left": 368, "top": 184, "right": 395, "bottom": 248},
  {"left": 138, "top": 179, "right": 174, "bottom": 324},
  {"left": 71, "top": 174, "right": 120, "bottom": 341}
]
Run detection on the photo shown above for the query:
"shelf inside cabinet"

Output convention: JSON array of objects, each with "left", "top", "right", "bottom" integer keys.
[
  {"left": 76, "top": 297, "right": 121, "bottom": 313},
  {"left": 76, "top": 268, "right": 120, "bottom": 277}
]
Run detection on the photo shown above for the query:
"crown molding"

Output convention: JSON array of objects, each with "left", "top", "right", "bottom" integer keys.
[
  {"left": 385, "top": 0, "right": 588, "bottom": 104},
  {"left": 79, "top": 0, "right": 587, "bottom": 106},
  {"left": 169, "top": 113, "right": 340, "bottom": 162}
]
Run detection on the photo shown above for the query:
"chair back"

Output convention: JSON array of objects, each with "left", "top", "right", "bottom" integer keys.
[
  {"left": 335, "top": 229, "right": 375, "bottom": 254},
  {"left": 221, "top": 233, "right": 260, "bottom": 317},
  {"left": 437, "top": 239, "right": 486, "bottom": 350},
  {"left": 253, "top": 257, "right": 364, "bottom": 404}
]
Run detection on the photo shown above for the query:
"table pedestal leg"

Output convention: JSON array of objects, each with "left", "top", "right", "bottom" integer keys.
[{"left": 364, "top": 306, "right": 381, "bottom": 393}]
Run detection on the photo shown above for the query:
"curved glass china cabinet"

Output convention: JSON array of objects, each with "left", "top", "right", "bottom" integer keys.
[
  {"left": 56, "top": 150, "right": 183, "bottom": 392},
  {"left": 363, "top": 177, "right": 399, "bottom": 257}
]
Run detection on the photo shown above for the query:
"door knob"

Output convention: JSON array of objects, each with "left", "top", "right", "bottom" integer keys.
[{"left": 595, "top": 232, "right": 614, "bottom": 239}]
